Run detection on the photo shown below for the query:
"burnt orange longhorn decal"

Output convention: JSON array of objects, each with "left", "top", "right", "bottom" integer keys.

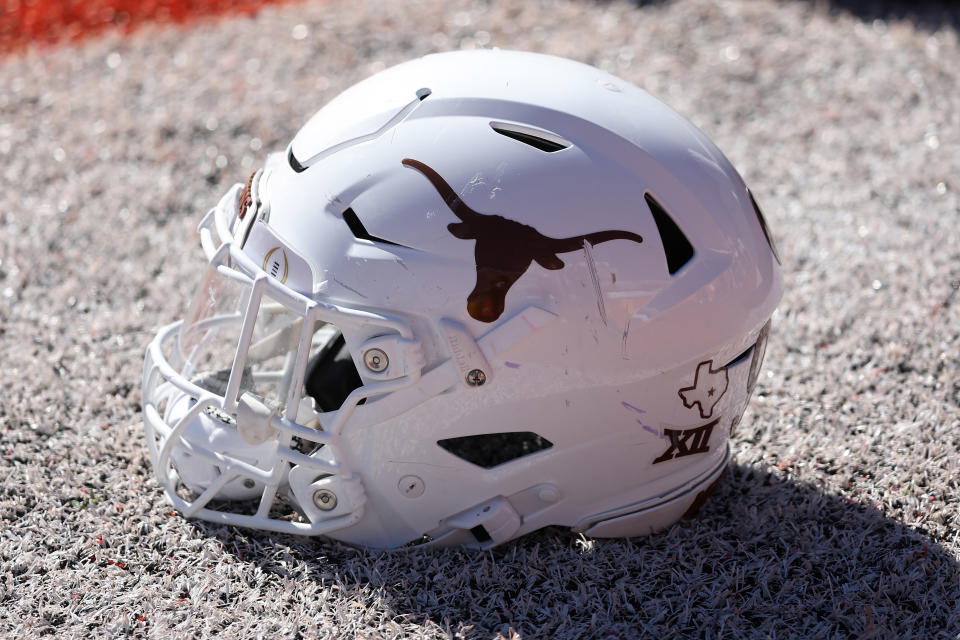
[{"left": 403, "top": 158, "right": 644, "bottom": 323}]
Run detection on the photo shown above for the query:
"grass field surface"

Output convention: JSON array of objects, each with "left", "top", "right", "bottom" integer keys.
[{"left": 0, "top": 0, "right": 958, "bottom": 637}]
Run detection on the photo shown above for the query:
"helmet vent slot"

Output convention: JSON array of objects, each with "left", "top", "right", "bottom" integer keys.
[
  {"left": 437, "top": 432, "right": 553, "bottom": 468},
  {"left": 725, "top": 344, "right": 754, "bottom": 369},
  {"left": 342, "top": 208, "right": 409, "bottom": 248},
  {"left": 490, "top": 122, "right": 570, "bottom": 153},
  {"left": 748, "top": 190, "right": 781, "bottom": 265},
  {"left": 645, "top": 192, "right": 694, "bottom": 275},
  {"left": 288, "top": 148, "right": 307, "bottom": 173}
]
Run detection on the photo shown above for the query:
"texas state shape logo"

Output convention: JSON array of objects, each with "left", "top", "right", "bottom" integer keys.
[{"left": 678, "top": 360, "right": 728, "bottom": 419}]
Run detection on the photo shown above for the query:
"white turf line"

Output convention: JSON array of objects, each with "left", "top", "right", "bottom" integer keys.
[{"left": 0, "top": 0, "right": 958, "bottom": 637}]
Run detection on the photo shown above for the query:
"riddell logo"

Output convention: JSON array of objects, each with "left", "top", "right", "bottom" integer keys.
[
  {"left": 402, "top": 158, "right": 644, "bottom": 323},
  {"left": 652, "top": 419, "right": 717, "bottom": 464},
  {"left": 262, "top": 247, "right": 289, "bottom": 284}
]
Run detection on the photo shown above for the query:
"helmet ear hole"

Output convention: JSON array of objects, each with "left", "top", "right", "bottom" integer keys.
[{"left": 304, "top": 331, "right": 363, "bottom": 412}]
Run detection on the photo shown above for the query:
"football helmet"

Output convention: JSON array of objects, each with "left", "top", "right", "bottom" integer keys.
[{"left": 141, "top": 50, "right": 782, "bottom": 548}]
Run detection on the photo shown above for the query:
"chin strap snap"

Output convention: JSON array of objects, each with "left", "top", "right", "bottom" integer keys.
[
  {"left": 236, "top": 392, "right": 279, "bottom": 446},
  {"left": 442, "top": 497, "right": 522, "bottom": 549}
]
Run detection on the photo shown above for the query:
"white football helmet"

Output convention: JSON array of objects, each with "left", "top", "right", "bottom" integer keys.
[{"left": 141, "top": 50, "right": 782, "bottom": 549}]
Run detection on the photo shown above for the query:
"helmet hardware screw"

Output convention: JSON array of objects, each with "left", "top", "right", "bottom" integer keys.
[
  {"left": 312, "top": 488, "right": 338, "bottom": 511},
  {"left": 363, "top": 348, "right": 389, "bottom": 373},
  {"left": 398, "top": 475, "right": 425, "bottom": 498},
  {"left": 466, "top": 369, "right": 486, "bottom": 386},
  {"left": 242, "top": 478, "right": 256, "bottom": 489}
]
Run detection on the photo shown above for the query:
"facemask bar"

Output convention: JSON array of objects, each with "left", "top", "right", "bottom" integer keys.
[{"left": 142, "top": 184, "right": 422, "bottom": 535}]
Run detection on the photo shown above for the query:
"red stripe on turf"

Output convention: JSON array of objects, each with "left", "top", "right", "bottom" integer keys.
[{"left": 1, "top": 0, "right": 302, "bottom": 55}]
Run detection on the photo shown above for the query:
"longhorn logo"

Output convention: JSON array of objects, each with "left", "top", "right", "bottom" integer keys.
[{"left": 403, "top": 158, "right": 644, "bottom": 322}]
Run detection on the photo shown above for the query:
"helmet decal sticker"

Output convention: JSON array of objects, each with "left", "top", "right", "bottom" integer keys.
[
  {"left": 402, "top": 158, "right": 644, "bottom": 322},
  {"left": 652, "top": 418, "right": 718, "bottom": 464},
  {"left": 262, "top": 247, "right": 290, "bottom": 284},
  {"left": 678, "top": 360, "right": 729, "bottom": 419}
]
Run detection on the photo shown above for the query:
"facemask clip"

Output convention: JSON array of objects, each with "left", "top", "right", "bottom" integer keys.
[{"left": 236, "top": 391, "right": 279, "bottom": 446}]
